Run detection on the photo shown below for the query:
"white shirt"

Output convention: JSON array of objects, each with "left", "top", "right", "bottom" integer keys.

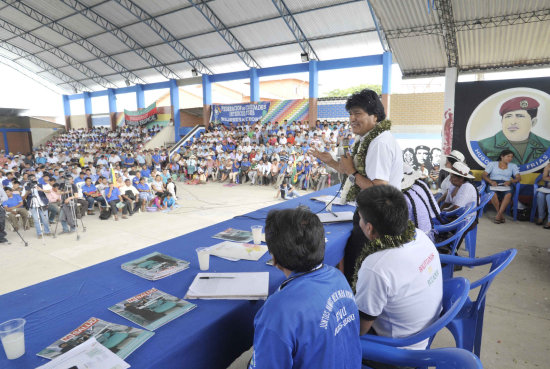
[
  {"left": 445, "top": 182, "right": 477, "bottom": 209},
  {"left": 355, "top": 230, "right": 443, "bottom": 350},
  {"left": 363, "top": 131, "right": 403, "bottom": 189}
]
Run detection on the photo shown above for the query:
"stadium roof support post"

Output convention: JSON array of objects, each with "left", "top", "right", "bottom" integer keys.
[
  {"left": 381, "top": 51, "right": 392, "bottom": 116},
  {"left": 308, "top": 60, "right": 318, "bottom": 127},
  {"left": 83, "top": 92, "right": 93, "bottom": 130},
  {"left": 250, "top": 68, "right": 259, "bottom": 103},
  {"left": 108, "top": 89, "right": 117, "bottom": 131},
  {"left": 136, "top": 84, "right": 145, "bottom": 109},
  {"left": 62, "top": 95, "right": 71, "bottom": 130},
  {"left": 202, "top": 74, "right": 212, "bottom": 129},
  {"left": 169, "top": 79, "right": 180, "bottom": 139}
]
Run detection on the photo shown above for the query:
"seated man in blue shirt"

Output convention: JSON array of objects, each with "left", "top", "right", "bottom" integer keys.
[
  {"left": 104, "top": 182, "right": 128, "bottom": 221},
  {"left": 3, "top": 187, "right": 30, "bottom": 231},
  {"left": 82, "top": 177, "right": 107, "bottom": 215},
  {"left": 140, "top": 164, "right": 151, "bottom": 178},
  {"left": 249, "top": 208, "right": 361, "bottom": 369}
]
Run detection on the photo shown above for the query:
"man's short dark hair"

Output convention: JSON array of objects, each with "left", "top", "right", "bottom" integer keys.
[
  {"left": 265, "top": 208, "right": 325, "bottom": 272},
  {"left": 345, "top": 89, "right": 386, "bottom": 122},
  {"left": 356, "top": 185, "right": 409, "bottom": 236}
]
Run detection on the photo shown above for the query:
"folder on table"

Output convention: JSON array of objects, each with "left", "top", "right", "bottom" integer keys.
[{"left": 185, "top": 272, "right": 269, "bottom": 300}]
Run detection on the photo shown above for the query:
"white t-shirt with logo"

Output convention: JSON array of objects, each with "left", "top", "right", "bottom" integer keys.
[{"left": 355, "top": 230, "right": 443, "bottom": 350}]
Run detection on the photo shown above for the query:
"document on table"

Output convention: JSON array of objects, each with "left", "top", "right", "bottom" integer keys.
[
  {"left": 207, "top": 241, "right": 268, "bottom": 261},
  {"left": 310, "top": 195, "right": 349, "bottom": 206},
  {"left": 36, "top": 337, "right": 130, "bottom": 369},
  {"left": 316, "top": 211, "right": 355, "bottom": 223},
  {"left": 185, "top": 272, "right": 269, "bottom": 300},
  {"left": 537, "top": 187, "right": 550, "bottom": 194},
  {"left": 489, "top": 185, "right": 511, "bottom": 192}
]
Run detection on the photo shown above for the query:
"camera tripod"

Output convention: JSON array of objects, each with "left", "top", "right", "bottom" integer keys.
[
  {"left": 28, "top": 188, "right": 48, "bottom": 246},
  {"left": 52, "top": 180, "right": 86, "bottom": 240}
]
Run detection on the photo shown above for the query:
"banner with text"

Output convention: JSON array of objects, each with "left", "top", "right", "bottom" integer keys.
[
  {"left": 210, "top": 102, "right": 270, "bottom": 125},
  {"left": 125, "top": 102, "right": 158, "bottom": 126}
]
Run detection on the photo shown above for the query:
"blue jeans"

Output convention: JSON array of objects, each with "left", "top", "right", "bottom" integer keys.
[
  {"left": 30, "top": 207, "right": 51, "bottom": 236},
  {"left": 536, "top": 191, "right": 550, "bottom": 222}
]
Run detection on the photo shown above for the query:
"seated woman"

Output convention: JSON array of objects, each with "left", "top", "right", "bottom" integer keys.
[
  {"left": 535, "top": 161, "right": 550, "bottom": 228},
  {"left": 482, "top": 149, "right": 521, "bottom": 224},
  {"left": 440, "top": 161, "right": 478, "bottom": 212},
  {"left": 151, "top": 174, "right": 165, "bottom": 194},
  {"left": 437, "top": 150, "right": 466, "bottom": 204},
  {"left": 401, "top": 165, "right": 443, "bottom": 241}
]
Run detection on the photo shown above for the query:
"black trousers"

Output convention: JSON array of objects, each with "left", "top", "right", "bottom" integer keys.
[
  {"left": 344, "top": 209, "right": 368, "bottom": 285},
  {"left": 0, "top": 206, "right": 6, "bottom": 239}
]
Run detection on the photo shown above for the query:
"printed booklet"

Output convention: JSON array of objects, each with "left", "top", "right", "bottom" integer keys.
[
  {"left": 121, "top": 252, "right": 190, "bottom": 280},
  {"left": 37, "top": 317, "right": 154, "bottom": 360},
  {"left": 109, "top": 288, "right": 196, "bottom": 331},
  {"left": 212, "top": 228, "right": 253, "bottom": 242}
]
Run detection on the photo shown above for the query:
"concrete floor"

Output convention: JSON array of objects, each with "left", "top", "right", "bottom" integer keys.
[{"left": 1, "top": 182, "right": 548, "bottom": 368}]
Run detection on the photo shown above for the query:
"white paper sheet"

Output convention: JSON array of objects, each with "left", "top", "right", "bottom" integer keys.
[
  {"left": 489, "top": 185, "right": 511, "bottom": 192},
  {"left": 207, "top": 241, "right": 268, "bottom": 261},
  {"left": 36, "top": 337, "right": 130, "bottom": 369},
  {"left": 316, "top": 211, "right": 355, "bottom": 223}
]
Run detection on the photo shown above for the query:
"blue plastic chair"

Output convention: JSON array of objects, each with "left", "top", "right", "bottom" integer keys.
[
  {"left": 440, "top": 249, "right": 517, "bottom": 357},
  {"left": 439, "top": 201, "right": 476, "bottom": 225},
  {"left": 434, "top": 216, "right": 476, "bottom": 256},
  {"left": 484, "top": 180, "right": 521, "bottom": 220},
  {"left": 361, "top": 341, "right": 482, "bottom": 369},
  {"left": 463, "top": 192, "right": 495, "bottom": 258},
  {"left": 530, "top": 174, "right": 546, "bottom": 222},
  {"left": 477, "top": 181, "right": 486, "bottom": 194},
  {"left": 360, "top": 277, "right": 470, "bottom": 350}
]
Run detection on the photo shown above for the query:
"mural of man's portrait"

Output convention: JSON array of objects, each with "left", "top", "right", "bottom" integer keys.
[
  {"left": 402, "top": 148, "right": 414, "bottom": 168},
  {"left": 430, "top": 148, "right": 441, "bottom": 169},
  {"left": 415, "top": 145, "right": 431, "bottom": 171},
  {"left": 467, "top": 87, "right": 550, "bottom": 173}
]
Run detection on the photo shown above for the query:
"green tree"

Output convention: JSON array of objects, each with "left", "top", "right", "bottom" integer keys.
[{"left": 325, "top": 84, "right": 382, "bottom": 97}]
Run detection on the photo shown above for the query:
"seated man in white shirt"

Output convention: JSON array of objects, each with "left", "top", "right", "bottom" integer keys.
[{"left": 353, "top": 185, "right": 443, "bottom": 368}]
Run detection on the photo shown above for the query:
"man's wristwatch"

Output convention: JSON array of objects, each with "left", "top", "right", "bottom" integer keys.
[{"left": 348, "top": 171, "right": 359, "bottom": 184}]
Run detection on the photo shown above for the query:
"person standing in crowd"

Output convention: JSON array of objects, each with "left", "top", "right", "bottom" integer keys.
[
  {"left": 354, "top": 185, "right": 442, "bottom": 368},
  {"left": 311, "top": 89, "right": 403, "bottom": 283},
  {"left": 0, "top": 186, "right": 8, "bottom": 243},
  {"left": 535, "top": 160, "right": 550, "bottom": 229},
  {"left": 482, "top": 149, "right": 521, "bottom": 224},
  {"left": 249, "top": 208, "right": 361, "bottom": 369}
]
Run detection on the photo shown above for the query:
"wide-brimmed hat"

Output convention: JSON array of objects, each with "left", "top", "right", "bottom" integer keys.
[
  {"left": 442, "top": 161, "right": 474, "bottom": 179},
  {"left": 401, "top": 164, "right": 420, "bottom": 190},
  {"left": 444, "top": 150, "right": 465, "bottom": 163}
]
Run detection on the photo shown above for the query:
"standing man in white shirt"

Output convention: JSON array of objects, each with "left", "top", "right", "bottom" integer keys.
[{"left": 311, "top": 89, "right": 403, "bottom": 283}]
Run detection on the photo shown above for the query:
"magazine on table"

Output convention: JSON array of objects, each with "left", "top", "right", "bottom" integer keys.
[
  {"left": 207, "top": 241, "right": 268, "bottom": 261},
  {"left": 121, "top": 252, "right": 190, "bottom": 280},
  {"left": 109, "top": 288, "right": 196, "bottom": 331},
  {"left": 212, "top": 227, "right": 253, "bottom": 242},
  {"left": 37, "top": 317, "right": 154, "bottom": 360}
]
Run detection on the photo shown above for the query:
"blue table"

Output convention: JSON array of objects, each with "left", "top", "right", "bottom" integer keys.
[{"left": 0, "top": 186, "right": 354, "bottom": 368}]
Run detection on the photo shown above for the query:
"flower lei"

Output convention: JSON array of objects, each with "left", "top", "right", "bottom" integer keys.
[
  {"left": 352, "top": 220, "right": 416, "bottom": 292},
  {"left": 345, "top": 120, "right": 392, "bottom": 202}
]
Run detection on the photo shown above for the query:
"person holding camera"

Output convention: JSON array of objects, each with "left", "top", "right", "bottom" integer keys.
[
  {"left": 58, "top": 176, "right": 79, "bottom": 233},
  {"left": 0, "top": 186, "right": 8, "bottom": 243},
  {"left": 22, "top": 175, "right": 51, "bottom": 237}
]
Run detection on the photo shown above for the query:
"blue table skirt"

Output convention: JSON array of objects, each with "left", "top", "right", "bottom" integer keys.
[{"left": 0, "top": 186, "right": 354, "bottom": 368}]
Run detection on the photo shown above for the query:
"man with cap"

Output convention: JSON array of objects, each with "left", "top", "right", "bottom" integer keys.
[{"left": 477, "top": 96, "right": 550, "bottom": 165}]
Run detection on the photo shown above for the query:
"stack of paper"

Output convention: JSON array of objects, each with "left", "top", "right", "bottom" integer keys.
[
  {"left": 185, "top": 272, "right": 269, "bottom": 300},
  {"left": 537, "top": 187, "right": 550, "bottom": 194},
  {"left": 36, "top": 338, "right": 130, "bottom": 369},
  {"left": 316, "top": 211, "right": 355, "bottom": 223},
  {"left": 109, "top": 288, "right": 196, "bottom": 330},
  {"left": 121, "top": 252, "right": 190, "bottom": 280},
  {"left": 207, "top": 241, "right": 268, "bottom": 261}
]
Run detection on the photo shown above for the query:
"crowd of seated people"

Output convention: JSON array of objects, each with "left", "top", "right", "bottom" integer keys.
[{"left": 168, "top": 119, "right": 351, "bottom": 192}]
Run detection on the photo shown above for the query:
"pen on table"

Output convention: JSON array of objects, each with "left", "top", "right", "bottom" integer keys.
[{"left": 199, "top": 276, "right": 235, "bottom": 279}]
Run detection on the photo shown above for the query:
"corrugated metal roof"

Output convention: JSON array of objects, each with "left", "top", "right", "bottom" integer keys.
[
  {"left": 1, "top": 0, "right": 546, "bottom": 92},
  {"left": 369, "top": 0, "right": 550, "bottom": 77}
]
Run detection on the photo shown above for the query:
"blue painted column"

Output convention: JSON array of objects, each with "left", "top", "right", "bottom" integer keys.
[
  {"left": 381, "top": 51, "right": 392, "bottom": 117},
  {"left": 108, "top": 88, "right": 117, "bottom": 130},
  {"left": 308, "top": 60, "right": 318, "bottom": 127},
  {"left": 202, "top": 74, "right": 212, "bottom": 128},
  {"left": 2, "top": 132, "right": 8, "bottom": 153},
  {"left": 83, "top": 92, "right": 93, "bottom": 129},
  {"left": 169, "top": 79, "right": 180, "bottom": 139},
  {"left": 62, "top": 94, "right": 71, "bottom": 130},
  {"left": 136, "top": 84, "right": 145, "bottom": 109},
  {"left": 249, "top": 67, "right": 259, "bottom": 103}
]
